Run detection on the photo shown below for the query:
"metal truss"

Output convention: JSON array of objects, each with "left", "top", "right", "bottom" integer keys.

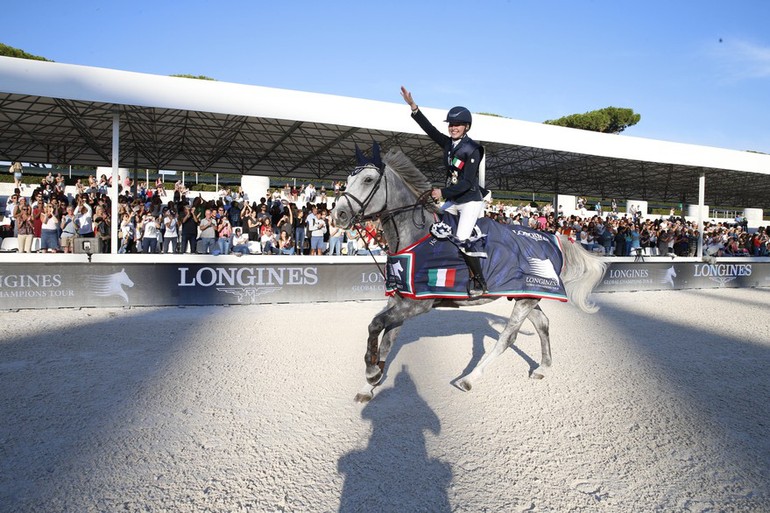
[{"left": 1, "top": 92, "right": 769, "bottom": 210}]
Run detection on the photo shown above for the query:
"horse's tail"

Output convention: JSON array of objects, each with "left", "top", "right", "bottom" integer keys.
[{"left": 558, "top": 235, "right": 606, "bottom": 314}]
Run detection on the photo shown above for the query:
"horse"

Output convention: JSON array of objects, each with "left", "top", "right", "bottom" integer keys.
[{"left": 332, "top": 149, "right": 606, "bottom": 402}]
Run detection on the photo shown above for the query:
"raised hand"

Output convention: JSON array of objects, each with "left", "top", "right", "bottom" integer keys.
[{"left": 400, "top": 86, "right": 417, "bottom": 110}]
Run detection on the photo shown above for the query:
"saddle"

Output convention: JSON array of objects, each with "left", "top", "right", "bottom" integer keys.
[{"left": 385, "top": 214, "right": 568, "bottom": 301}]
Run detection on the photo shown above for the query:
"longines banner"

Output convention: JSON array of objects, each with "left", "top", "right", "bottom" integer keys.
[
  {"left": 594, "top": 261, "right": 770, "bottom": 292},
  {"left": 0, "top": 263, "right": 388, "bottom": 309},
  {"left": 0, "top": 261, "right": 768, "bottom": 309}
]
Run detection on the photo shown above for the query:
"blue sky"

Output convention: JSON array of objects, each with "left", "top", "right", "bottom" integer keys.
[{"left": 4, "top": 0, "right": 770, "bottom": 153}]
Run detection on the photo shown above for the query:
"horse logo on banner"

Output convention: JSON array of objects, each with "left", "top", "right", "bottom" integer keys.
[
  {"left": 659, "top": 266, "right": 677, "bottom": 287},
  {"left": 86, "top": 269, "right": 135, "bottom": 303}
]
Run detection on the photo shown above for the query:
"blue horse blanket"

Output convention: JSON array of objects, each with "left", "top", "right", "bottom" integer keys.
[{"left": 385, "top": 216, "right": 567, "bottom": 301}]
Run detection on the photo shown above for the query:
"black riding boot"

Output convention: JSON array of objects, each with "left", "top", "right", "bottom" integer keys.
[{"left": 461, "top": 252, "right": 488, "bottom": 298}]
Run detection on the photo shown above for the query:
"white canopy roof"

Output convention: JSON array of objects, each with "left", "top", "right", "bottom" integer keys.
[{"left": 2, "top": 56, "right": 769, "bottom": 208}]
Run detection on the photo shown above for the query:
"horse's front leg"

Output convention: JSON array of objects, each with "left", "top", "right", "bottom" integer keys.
[
  {"left": 355, "top": 321, "right": 403, "bottom": 402},
  {"left": 355, "top": 297, "right": 432, "bottom": 403},
  {"left": 355, "top": 297, "right": 399, "bottom": 402}
]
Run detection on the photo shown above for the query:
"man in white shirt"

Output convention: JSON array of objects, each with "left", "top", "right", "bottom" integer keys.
[
  {"left": 198, "top": 208, "right": 217, "bottom": 254},
  {"left": 306, "top": 206, "right": 326, "bottom": 256},
  {"left": 4, "top": 193, "right": 18, "bottom": 218},
  {"left": 74, "top": 199, "right": 94, "bottom": 237}
]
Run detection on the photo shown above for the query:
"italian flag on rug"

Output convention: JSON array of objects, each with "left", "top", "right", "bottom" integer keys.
[{"left": 428, "top": 268, "right": 456, "bottom": 288}]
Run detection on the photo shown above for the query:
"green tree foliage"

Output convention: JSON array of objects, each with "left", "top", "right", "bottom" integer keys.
[
  {"left": 0, "top": 43, "right": 52, "bottom": 61},
  {"left": 170, "top": 74, "right": 217, "bottom": 81},
  {"left": 544, "top": 107, "right": 641, "bottom": 134}
]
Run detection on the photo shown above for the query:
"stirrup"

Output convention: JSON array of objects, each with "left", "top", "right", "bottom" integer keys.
[{"left": 468, "top": 276, "right": 488, "bottom": 298}]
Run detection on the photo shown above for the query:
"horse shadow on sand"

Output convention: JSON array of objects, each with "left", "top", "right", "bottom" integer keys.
[
  {"left": 379, "top": 306, "right": 542, "bottom": 389},
  {"left": 337, "top": 367, "right": 452, "bottom": 512},
  {"left": 337, "top": 307, "right": 545, "bottom": 511}
]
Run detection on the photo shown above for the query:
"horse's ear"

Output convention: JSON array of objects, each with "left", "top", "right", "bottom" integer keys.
[
  {"left": 355, "top": 144, "right": 367, "bottom": 166},
  {"left": 372, "top": 142, "right": 383, "bottom": 170},
  {"left": 354, "top": 142, "right": 384, "bottom": 169}
]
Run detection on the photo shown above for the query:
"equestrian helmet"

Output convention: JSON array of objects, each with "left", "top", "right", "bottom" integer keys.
[{"left": 444, "top": 106, "right": 472, "bottom": 126}]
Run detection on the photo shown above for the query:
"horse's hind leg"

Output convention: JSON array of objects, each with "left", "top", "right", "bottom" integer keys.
[
  {"left": 458, "top": 298, "right": 539, "bottom": 391},
  {"left": 527, "top": 305, "right": 551, "bottom": 379}
]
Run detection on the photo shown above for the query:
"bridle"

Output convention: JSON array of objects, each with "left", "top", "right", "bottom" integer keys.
[
  {"left": 338, "top": 164, "right": 389, "bottom": 225},
  {"left": 338, "top": 163, "right": 434, "bottom": 269}
]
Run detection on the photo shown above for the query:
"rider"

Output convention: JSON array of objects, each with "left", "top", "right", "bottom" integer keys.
[{"left": 400, "top": 86, "right": 488, "bottom": 297}]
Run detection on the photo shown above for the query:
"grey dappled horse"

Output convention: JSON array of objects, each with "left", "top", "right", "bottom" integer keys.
[{"left": 332, "top": 150, "right": 606, "bottom": 402}]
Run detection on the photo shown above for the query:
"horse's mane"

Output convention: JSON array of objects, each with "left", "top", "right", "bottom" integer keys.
[{"left": 382, "top": 149, "right": 440, "bottom": 213}]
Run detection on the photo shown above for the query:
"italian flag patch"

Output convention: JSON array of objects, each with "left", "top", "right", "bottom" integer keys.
[
  {"left": 451, "top": 157, "right": 465, "bottom": 170},
  {"left": 428, "top": 268, "right": 456, "bottom": 288}
]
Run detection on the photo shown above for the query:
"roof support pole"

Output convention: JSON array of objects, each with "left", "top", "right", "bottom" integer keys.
[
  {"left": 110, "top": 110, "right": 120, "bottom": 255},
  {"left": 697, "top": 171, "right": 705, "bottom": 259},
  {"left": 132, "top": 152, "right": 138, "bottom": 198}
]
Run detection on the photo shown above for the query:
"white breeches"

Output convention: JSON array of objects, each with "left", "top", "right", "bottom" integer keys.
[{"left": 440, "top": 200, "right": 484, "bottom": 241}]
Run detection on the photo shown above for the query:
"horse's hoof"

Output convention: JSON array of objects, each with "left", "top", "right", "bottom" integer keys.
[
  {"left": 354, "top": 392, "right": 373, "bottom": 403},
  {"left": 530, "top": 372, "right": 545, "bottom": 380},
  {"left": 458, "top": 378, "right": 472, "bottom": 391},
  {"left": 530, "top": 366, "right": 549, "bottom": 380}
]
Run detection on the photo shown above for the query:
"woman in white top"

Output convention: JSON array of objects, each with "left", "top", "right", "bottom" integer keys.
[
  {"left": 162, "top": 210, "right": 179, "bottom": 253},
  {"left": 328, "top": 217, "right": 343, "bottom": 256},
  {"left": 140, "top": 214, "right": 160, "bottom": 253},
  {"left": 40, "top": 204, "right": 60, "bottom": 252},
  {"left": 9, "top": 161, "right": 23, "bottom": 189},
  {"left": 119, "top": 213, "right": 136, "bottom": 253}
]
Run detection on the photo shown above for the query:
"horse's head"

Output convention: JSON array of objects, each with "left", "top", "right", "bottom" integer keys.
[
  {"left": 331, "top": 164, "right": 387, "bottom": 230},
  {"left": 333, "top": 149, "right": 438, "bottom": 254}
]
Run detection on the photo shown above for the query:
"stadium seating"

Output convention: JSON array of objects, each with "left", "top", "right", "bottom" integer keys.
[{"left": 1, "top": 237, "right": 19, "bottom": 252}]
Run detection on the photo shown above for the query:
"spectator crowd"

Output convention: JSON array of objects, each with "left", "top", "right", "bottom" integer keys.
[
  {"left": 1, "top": 164, "right": 768, "bottom": 258},
  {"left": 1, "top": 169, "right": 112, "bottom": 253},
  {"left": 488, "top": 202, "right": 769, "bottom": 258},
  {"left": 110, "top": 179, "right": 384, "bottom": 256},
  {"left": 0, "top": 170, "right": 387, "bottom": 256}
]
